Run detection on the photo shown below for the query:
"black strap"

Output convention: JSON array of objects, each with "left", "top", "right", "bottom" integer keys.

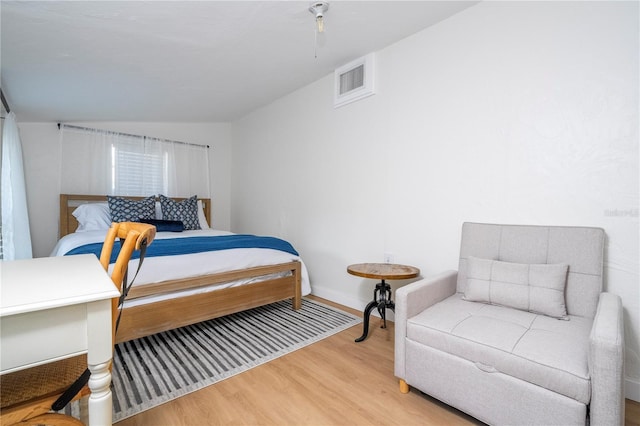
[
  {"left": 50, "top": 369, "right": 91, "bottom": 412},
  {"left": 52, "top": 238, "right": 148, "bottom": 412},
  {"left": 115, "top": 239, "right": 147, "bottom": 331}
]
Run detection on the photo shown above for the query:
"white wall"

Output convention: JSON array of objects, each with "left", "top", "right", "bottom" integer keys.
[
  {"left": 19, "top": 122, "right": 232, "bottom": 258},
  {"left": 232, "top": 2, "right": 639, "bottom": 398}
]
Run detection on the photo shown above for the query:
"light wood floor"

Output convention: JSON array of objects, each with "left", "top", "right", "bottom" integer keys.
[
  {"left": 629, "top": 399, "right": 640, "bottom": 426},
  {"left": 116, "top": 296, "right": 640, "bottom": 426}
]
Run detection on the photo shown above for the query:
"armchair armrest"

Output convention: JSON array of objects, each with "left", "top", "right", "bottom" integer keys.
[
  {"left": 589, "top": 292, "right": 625, "bottom": 426},
  {"left": 394, "top": 270, "right": 458, "bottom": 379}
]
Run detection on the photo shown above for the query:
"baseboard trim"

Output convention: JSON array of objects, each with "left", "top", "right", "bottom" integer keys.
[
  {"left": 311, "top": 286, "right": 363, "bottom": 312},
  {"left": 310, "top": 286, "right": 396, "bottom": 321},
  {"left": 627, "top": 378, "right": 640, "bottom": 402}
]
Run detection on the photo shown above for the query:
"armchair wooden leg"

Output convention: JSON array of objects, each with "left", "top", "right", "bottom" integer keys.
[{"left": 399, "top": 379, "right": 409, "bottom": 394}]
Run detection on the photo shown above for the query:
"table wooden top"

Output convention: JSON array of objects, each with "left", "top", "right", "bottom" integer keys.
[{"left": 347, "top": 263, "right": 420, "bottom": 280}]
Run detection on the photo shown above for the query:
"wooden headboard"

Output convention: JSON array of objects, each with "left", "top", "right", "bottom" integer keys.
[{"left": 59, "top": 194, "right": 212, "bottom": 238}]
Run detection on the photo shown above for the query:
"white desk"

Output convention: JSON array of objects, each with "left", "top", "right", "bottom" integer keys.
[{"left": 1, "top": 254, "right": 120, "bottom": 425}]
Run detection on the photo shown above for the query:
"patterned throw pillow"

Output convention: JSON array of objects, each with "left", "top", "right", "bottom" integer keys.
[
  {"left": 107, "top": 196, "right": 155, "bottom": 223},
  {"left": 159, "top": 195, "right": 201, "bottom": 230}
]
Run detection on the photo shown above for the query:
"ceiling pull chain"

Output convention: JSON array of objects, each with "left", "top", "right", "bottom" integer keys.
[{"left": 314, "top": 29, "right": 318, "bottom": 59}]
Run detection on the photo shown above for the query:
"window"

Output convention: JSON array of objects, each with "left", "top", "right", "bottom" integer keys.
[{"left": 111, "top": 144, "right": 168, "bottom": 195}]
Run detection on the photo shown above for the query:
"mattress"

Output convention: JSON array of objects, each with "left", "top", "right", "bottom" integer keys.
[{"left": 51, "top": 228, "right": 311, "bottom": 306}]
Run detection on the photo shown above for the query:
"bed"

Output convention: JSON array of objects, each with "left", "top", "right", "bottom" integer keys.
[{"left": 53, "top": 194, "right": 310, "bottom": 343}]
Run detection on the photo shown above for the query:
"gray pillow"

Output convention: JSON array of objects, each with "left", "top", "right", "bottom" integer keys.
[
  {"left": 463, "top": 256, "right": 569, "bottom": 319},
  {"left": 107, "top": 196, "right": 155, "bottom": 223},
  {"left": 159, "top": 195, "right": 201, "bottom": 230}
]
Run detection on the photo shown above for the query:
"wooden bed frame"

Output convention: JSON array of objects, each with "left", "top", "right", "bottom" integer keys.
[{"left": 59, "top": 194, "right": 302, "bottom": 343}]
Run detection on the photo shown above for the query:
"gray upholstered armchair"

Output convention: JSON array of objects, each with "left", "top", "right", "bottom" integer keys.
[{"left": 395, "top": 222, "right": 625, "bottom": 426}]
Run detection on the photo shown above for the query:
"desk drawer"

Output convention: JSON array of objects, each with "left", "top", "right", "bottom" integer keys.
[{"left": 1, "top": 304, "right": 88, "bottom": 373}]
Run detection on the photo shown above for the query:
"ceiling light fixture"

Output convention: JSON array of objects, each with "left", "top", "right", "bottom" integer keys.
[
  {"left": 309, "top": 1, "right": 329, "bottom": 34},
  {"left": 309, "top": 1, "right": 329, "bottom": 59}
]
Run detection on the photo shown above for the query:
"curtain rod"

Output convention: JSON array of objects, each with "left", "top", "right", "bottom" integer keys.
[
  {"left": 58, "top": 123, "right": 210, "bottom": 149},
  {"left": 1, "top": 88, "right": 10, "bottom": 114}
]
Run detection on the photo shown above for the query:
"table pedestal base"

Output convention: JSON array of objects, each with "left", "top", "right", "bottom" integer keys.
[{"left": 355, "top": 280, "right": 394, "bottom": 342}]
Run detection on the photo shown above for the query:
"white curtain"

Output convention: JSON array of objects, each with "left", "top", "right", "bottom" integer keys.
[
  {"left": 1, "top": 112, "right": 33, "bottom": 260},
  {"left": 163, "top": 140, "right": 211, "bottom": 197},
  {"left": 60, "top": 125, "right": 210, "bottom": 198},
  {"left": 59, "top": 126, "right": 116, "bottom": 195}
]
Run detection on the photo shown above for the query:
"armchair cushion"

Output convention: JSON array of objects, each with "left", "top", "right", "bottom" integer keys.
[
  {"left": 456, "top": 223, "right": 605, "bottom": 319},
  {"left": 463, "top": 256, "right": 569, "bottom": 319},
  {"left": 407, "top": 293, "right": 592, "bottom": 404}
]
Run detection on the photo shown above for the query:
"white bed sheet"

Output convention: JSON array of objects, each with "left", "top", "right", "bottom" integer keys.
[{"left": 51, "top": 229, "right": 312, "bottom": 300}]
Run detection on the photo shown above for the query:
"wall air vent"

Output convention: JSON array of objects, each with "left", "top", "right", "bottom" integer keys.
[{"left": 334, "top": 53, "right": 375, "bottom": 108}]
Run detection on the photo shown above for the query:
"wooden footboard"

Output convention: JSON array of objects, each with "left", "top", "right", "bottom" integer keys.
[{"left": 115, "top": 261, "right": 302, "bottom": 343}]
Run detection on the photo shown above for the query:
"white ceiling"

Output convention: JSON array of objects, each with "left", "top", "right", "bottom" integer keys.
[{"left": 1, "top": 1, "right": 477, "bottom": 122}]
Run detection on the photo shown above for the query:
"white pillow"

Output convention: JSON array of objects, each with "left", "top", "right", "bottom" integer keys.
[
  {"left": 197, "top": 200, "right": 210, "bottom": 229},
  {"left": 72, "top": 203, "right": 111, "bottom": 232}
]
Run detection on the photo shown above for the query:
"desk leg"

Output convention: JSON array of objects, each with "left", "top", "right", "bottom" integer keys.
[
  {"left": 87, "top": 361, "right": 112, "bottom": 426},
  {"left": 355, "top": 280, "right": 394, "bottom": 343}
]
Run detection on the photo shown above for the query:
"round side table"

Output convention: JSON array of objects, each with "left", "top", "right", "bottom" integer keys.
[{"left": 347, "top": 263, "right": 420, "bottom": 342}]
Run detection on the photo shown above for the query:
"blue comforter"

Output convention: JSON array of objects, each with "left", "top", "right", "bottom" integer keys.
[{"left": 64, "top": 234, "right": 299, "bottom": 263}]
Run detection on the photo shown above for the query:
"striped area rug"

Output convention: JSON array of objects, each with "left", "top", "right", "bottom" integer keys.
[{"left": 67, "top": 298, "right": 361, "bottom": 422}]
